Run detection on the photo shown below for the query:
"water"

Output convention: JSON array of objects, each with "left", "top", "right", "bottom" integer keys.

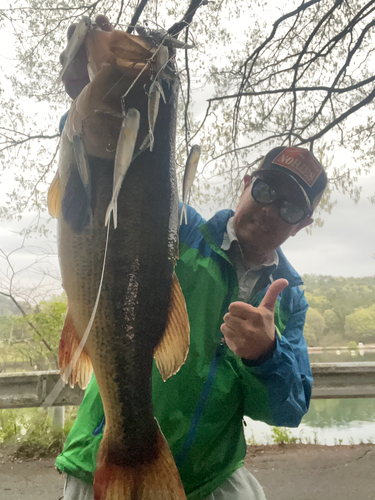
[
  {"left": 245, "top": 350, "right": 375, "bottom": 445},
  {"left": 309, "top": 350, "right": 375, "bottom": 364}
]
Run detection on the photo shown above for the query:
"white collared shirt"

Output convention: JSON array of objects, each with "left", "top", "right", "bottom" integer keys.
[{"left": 221, "top": 217, "right": 279, "bottom": 303}]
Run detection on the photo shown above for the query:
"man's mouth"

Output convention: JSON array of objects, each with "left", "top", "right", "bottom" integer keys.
[{"left": 251, "top": 218, "right": 271, "bottom": 233}]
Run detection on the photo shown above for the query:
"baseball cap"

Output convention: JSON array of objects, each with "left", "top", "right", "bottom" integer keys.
[{"left": 253, "top": 146, "right": 327, "bottom": 213}]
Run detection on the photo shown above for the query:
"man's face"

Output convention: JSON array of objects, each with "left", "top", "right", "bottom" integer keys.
[{"left": 233, "top": 174, "right": 313, "bottom": 260}]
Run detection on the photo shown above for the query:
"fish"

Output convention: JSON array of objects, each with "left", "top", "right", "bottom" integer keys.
[
  {"left": 54, "top": 17, "right": 91, "bottom": 88},
  {"left": 180, "top": 145, "right": 201, "bottom": 225},
  {"left": 105, "top": 108, "right": 140, "bottom": 228},
  {"left": 48, "top": 46, "right": 189, "bottom": 499},
  {"left": 139, "top": 45, "right": 168, "bottom": 153}
]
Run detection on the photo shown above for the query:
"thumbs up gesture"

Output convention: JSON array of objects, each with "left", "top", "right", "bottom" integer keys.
[{"left": 220, "top": 279, "right": 289, "bottom": 361}]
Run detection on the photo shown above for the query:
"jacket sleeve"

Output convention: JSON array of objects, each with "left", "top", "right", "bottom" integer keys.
[
  {"left": 178, "top": 203, "right": 205, "bottom": 248},
  {"left": 240, "top": 287, "right": 312, "bottom": 427}
]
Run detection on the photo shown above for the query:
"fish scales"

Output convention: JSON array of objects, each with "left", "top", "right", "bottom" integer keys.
[{"left": 52, "top": 64, "right": 189, "bottom": 499}]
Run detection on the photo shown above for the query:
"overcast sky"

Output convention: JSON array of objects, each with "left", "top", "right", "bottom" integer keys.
[{"left": 281, "top": 172, "right": 375, "bottom": 278}]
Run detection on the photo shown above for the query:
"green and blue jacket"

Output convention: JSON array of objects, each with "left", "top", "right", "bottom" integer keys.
[{"left": 55, "top": 205, "right": 312, "bottom": 500}]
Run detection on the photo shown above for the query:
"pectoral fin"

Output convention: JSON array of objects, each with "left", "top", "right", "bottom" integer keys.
[
  {"left": 154, "top": 274, "right": 190, "bottom": 381},
  {"left": 47, "top": 172, "right": 62, "bottom": 218},
  {"left": 59, "top": 311, "right": 93, "bottom": 389}
]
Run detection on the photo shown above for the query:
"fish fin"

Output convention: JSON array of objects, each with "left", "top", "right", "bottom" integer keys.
[
  {"left": 140, "top": 131, "right": 154, "bottom": 152},
  {"left": 139, "top": 133, "right": 151, "bottom": 153},
  {"left": 179, "top": 203, "right": 188, "bottom": 226},
  {"left": 154, "top": 273, "right": 190, "bottom": 381},
  {"left": 94, "top": 428, "right": 186, "bottom": 500},
  {"left": 47, "top": 172, "right": 62, "bottom": 218},
  {"left": 59, "top": 312, "right": 93, "bottom": 389}
]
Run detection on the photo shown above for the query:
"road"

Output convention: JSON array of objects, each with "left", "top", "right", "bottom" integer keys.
[{"left": 1, "top": 444, "right": 374, "bottom": 500}]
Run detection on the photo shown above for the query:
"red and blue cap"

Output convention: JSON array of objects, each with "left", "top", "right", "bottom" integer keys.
[{"left": 254, "top": 146, "right": 328, "bottom": 213}]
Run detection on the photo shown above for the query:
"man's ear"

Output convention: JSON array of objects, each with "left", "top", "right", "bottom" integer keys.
[
  {"left": 243, "top": 174, "right": 252, "bottom": 188},
  {"left": 290, "top": 216, "right": 314, "bottom": 236}
]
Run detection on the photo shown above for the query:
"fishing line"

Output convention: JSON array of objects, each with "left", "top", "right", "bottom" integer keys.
[{"left": 42, "top": 221, "right": 111, "bottom": 407}]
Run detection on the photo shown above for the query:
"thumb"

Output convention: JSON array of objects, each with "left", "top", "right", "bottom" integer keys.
[{"left": 260, "top": 279, "right": 289, "bottom": 312}]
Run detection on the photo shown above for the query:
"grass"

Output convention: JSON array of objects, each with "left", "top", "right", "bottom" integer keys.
[
  {"left": 0, "top": 407, "right": 77, "bottom": 459},
  {"left": 246, "top": 427, "right": 324, "bottom": 446}
]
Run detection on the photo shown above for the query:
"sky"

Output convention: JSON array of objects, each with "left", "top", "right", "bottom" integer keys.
[{"left": 281, "top": 172, "right": 375, "bottom": 277}]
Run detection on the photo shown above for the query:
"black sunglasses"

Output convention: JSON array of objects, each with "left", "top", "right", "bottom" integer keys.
[{"left": 251, "top": 177, "right": 309, "bottom": 224}]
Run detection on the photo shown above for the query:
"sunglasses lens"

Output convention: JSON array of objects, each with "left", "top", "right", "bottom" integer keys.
[
  {"left": 252, "top": 177, "right": 306, "bottom": 224},
  {"left": 252, "top": 179, "right": 276, "bottom": 204},
  {"left": 280, "top": 201, "right": 305, "bottom": 224}
]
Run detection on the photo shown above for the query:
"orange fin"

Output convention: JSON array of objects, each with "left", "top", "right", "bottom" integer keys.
[
  {"left": 59, "top": 311, "right": 93, "bottom": 389},
  {"left": 47, "top": 171, "right": 61, "bottom": 218},
  {"left": 94, "top": 428, "right": 186, "bottom": 500},
  {"left": 154, "top": 273, "right": 190, "bottom": 381}
]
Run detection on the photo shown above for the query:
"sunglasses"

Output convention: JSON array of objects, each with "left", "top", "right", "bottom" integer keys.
[{"left": 251, "top": 177, "right": 309, "bottom": 224}]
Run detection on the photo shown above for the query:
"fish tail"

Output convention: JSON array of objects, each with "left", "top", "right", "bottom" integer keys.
[
  {"left": 179, "top": 203, "right": 188, "bottom": 226},
  {"left": 59, "top": 312, "right": 92, "bottom": 389},
  {"left": 94, "top": 429, "right": 186, "bottom": 500},
  {"left": 105, "top": 198, "right": 117, "bottom": 229}
]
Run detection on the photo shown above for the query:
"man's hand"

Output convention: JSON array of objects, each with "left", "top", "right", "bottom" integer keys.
[
  {"left": 59, "top": 15, "right": 156, "bottom": 159},
  {"left": 60, "top": 16, "right": 114, "bottom": 99},
  {"left": 220, "top": 279, "right": 289, "bottom": 361}
]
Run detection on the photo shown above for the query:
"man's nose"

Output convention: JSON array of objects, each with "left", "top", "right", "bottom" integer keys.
[{"left": 261, "top": 203, "right": 279, "bottom": 218}]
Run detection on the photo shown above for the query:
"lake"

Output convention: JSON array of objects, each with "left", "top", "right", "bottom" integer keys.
[{"left": 245, "top": 349, "right": 375, "bottom": 445}]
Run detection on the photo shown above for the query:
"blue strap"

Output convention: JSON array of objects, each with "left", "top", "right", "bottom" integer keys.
[
  {"left": 175, "top": 344, "right": 224, "bottom": 468},
  {"left": 93, "top": 415, "right": 105, "bottom": 436}
]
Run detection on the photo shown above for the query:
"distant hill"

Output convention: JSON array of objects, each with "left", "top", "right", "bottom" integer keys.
[{"left": 301, "top": 275, "right": 375, "bottom": 346}]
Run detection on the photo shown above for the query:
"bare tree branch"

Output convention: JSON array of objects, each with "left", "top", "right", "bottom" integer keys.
[
  {"left": 168, "top": 0, "right": 206, "bottom": 37},
  {"left": 0, "top": 291, "right": 54, "bottom": 352},
  {"left": 126, "top": 0, "right": 149, "bottom": 33},
  {"left": 207, "top": 75, "right": 375, "bottom": 102}
]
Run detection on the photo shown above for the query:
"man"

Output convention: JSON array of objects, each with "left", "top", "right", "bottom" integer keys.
[{"left": 56, "top": 16, "right": 327, "bottom": 500}]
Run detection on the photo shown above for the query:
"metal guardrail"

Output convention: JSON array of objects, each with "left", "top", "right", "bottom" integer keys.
[
  {"left": 0, "top": 371, "right": 84, "bottom": 409},
  {"left": 311, "top": 362, "right": 375, "bottom": 399},
  {"left": 2, "top": 363, "right": 375, "bottom": 409}
]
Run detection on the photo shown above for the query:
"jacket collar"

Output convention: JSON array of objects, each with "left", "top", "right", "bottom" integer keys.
[{"left": 200, "top": 209, "right": 303, "bottom": 287}]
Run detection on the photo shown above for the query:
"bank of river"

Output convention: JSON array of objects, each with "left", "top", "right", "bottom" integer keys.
[{"left": 246, "top": 349, "right": 375, "bottom": 445}]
